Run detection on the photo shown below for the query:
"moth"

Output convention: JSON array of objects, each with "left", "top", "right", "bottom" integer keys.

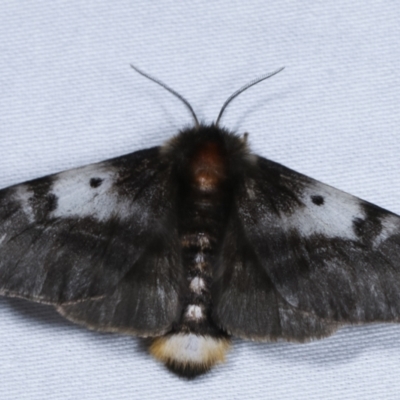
[{"left": 1, "top": 66, "right": 400, "bottom": 378}]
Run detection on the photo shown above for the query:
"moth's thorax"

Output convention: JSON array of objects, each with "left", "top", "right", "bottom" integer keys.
[{"left": 190, "top": 141, "right": 227, "bottom": 191}]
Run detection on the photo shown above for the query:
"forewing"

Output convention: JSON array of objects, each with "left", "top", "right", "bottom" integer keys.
[
  {"left": 0, "top": 148, "right": 183, "bottom": 335},
  {"left": 213, "top": 156, "right": 400, "bottom": 340}
]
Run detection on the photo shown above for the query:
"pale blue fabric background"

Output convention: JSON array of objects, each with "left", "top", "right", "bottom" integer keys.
[{"left": 1, "top": 1, "right": 400, "bottom": 399}]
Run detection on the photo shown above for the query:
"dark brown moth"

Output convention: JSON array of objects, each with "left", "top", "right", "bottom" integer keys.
[{"left": 1, "top": 66, "right": 400, "bottom": 377}]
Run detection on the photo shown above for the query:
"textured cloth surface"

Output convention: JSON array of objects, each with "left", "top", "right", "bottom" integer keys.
[{"left": 1, "top": 1, "right": 400, "bottom": 399}]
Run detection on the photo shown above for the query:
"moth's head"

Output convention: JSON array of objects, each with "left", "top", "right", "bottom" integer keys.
[
  {"left": 162, "top": 123, "right": 249, "bottom": 156},
  {"left": 130, "top": 65, "right": 284, "bottom": 186}
]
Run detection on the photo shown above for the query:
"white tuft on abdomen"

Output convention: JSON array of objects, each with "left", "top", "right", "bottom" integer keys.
[{"left": 150, "top": 333, "right": 230, "bottom": 370}]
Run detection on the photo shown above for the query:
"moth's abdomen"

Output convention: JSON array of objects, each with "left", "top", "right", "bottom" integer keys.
[
  {"left": 150, "top": 133, "right": 237, "bottom": 376},
  {"left": 150, "top": 228, "right": 230, "bottom": 376}
]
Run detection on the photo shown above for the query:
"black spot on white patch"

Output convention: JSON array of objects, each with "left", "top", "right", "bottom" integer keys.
[
  {"left": 90, "top": 178, "right": 103, "bottom": 188},
  {"left": 311, "top": 195, "right": 324, "bottom": 206}
]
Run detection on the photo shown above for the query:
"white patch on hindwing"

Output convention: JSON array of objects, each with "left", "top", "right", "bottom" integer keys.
[{"left": 0, "top": 233, "right": 7, "bottom": 246}]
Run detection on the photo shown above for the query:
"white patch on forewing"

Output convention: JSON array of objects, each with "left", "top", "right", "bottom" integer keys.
[
  {"left": 185, "top": 304, "right": 204, "bottom": 320},
  {"left": 49, "top": 164, "right": 139, "bottom": 222},
  {"left": 280, "top": 181, "right": 365, "bottom": 241},
  {"left": 157, "top": 333, "right": 226, "bottom": 364},
  {"left": 189, "top": 277, "right": 205, "bottom": 294},
  {"left": 374, "top": 213, "right": 400, "bottom": 247},
  {"left": 0, "top": 234, "right": 6, "bottom": 246},
  {"left": 13, "top": 185, "right": 35, "bottom": 223}
]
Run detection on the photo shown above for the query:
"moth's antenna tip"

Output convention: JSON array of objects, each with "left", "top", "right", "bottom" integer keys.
[
  {"left": 130, "top": 64, "right": 140, "bottom": 73},
  {"left": 129, "top": 64, "right": 200, "bottom": 128},
  {"left": 215, "top": 67, "right": 285, "bottom": 127}
]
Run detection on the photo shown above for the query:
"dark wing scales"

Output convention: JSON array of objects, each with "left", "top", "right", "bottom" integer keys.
[
  {"left": 213, "top": 156, "right": 400, "bottom": 341},
  {"left": 212, "top": 215, "right": 338, "bottom": 342},
  {"left": 58, "top": 231, "right": 181, "bottom": 336},
  {"left": 0, "top": 148, "right": 183, "bottom": 336}
]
